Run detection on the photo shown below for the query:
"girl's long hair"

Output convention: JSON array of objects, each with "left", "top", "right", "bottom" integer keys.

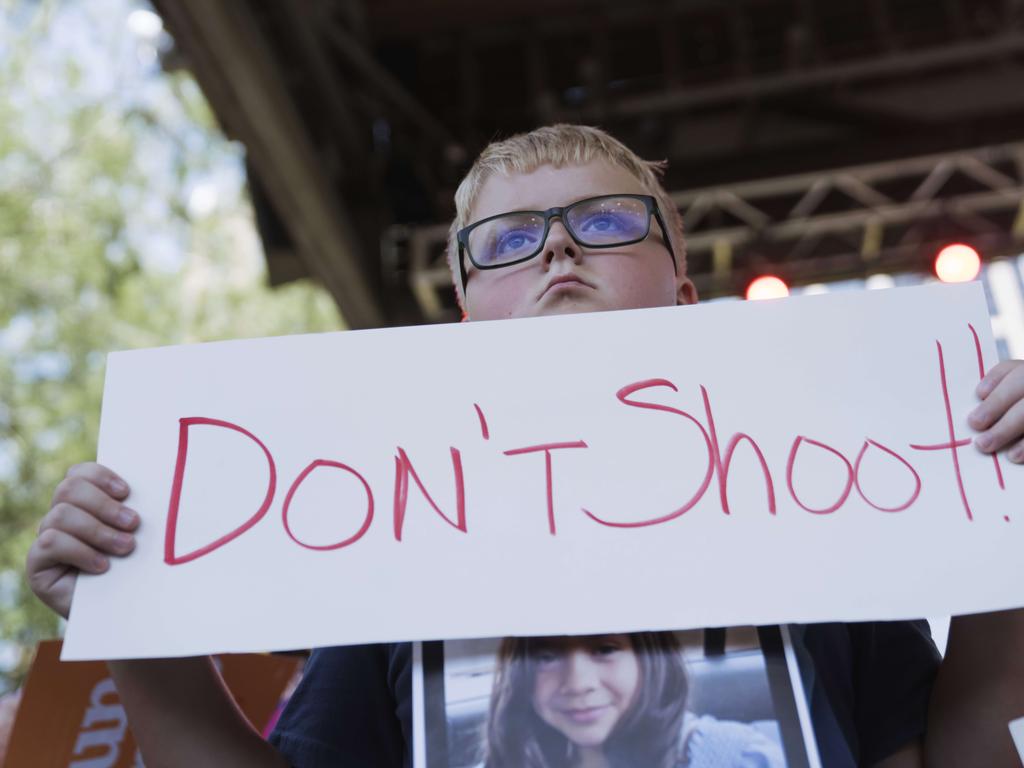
[{"left": 482, "top": 632, "right": 688, "bottom": 768}]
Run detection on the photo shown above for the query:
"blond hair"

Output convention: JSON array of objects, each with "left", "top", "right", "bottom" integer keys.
[{"left": 447, "top": 124, "right": 687, "bottom": 308}]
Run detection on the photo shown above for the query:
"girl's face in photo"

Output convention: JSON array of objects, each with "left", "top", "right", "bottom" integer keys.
[
  {"left": 464, "top": 160, "right": 695, "bottom": 320},
  {"left": 530, "top": 635, "right": 641, "bottom": 750}
]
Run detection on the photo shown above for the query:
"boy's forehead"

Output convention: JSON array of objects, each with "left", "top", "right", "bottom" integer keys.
[{"left": 469, "top": 160, "right": 650, "bottom": 222}]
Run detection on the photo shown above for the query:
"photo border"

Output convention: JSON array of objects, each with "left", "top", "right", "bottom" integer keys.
[{"left": 415, "top": 625, "right": 818, "bottom": 768}]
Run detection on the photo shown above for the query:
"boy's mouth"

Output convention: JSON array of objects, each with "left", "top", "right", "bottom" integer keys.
[{"left": 540, "top": 274, "right": 593, "bottom": 299}]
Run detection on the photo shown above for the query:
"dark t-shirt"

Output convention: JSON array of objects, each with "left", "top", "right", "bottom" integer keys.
[{"left": 269, "top": 621, "right": 940, "bottom": 768}]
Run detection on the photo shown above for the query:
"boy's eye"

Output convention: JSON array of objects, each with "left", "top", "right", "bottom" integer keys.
[
  {"left": 495, "top": 229, "right": 538, "bottom": 256},
  {"left": 469, "top": 215, "right": 543, "bottom": 265},
  {"left": 574, "top": 211, "right": 646, "bottom": 242},
  {"left": 580, "top": 213, "right": 625, "bottom": 232}
]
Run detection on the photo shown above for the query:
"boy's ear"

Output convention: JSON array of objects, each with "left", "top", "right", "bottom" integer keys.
[{"left": 676, "top": 275, "right": 699, "bottom": 306}]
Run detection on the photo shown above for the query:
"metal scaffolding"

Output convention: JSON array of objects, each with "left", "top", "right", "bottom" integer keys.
[{"left": 397, "top": 141, "right": 1024, "bottom": 321}]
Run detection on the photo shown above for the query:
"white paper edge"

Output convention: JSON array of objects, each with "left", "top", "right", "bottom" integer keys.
[
  {"left": 781, "top": 624, "right": 824, "bottom": 768},
  {"left": 412, "top": 641, "right": 427, "bottom": 768},
  {"left": 1008, "top": 716, "right": 1024, "bottom": 766}
]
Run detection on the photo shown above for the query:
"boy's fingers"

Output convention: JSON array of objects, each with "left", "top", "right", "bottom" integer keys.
[
  {"left": 49, "top": 477, "right": 138, "bottom": 532},
  {"left": 1006, "top": 437, "right": 1024, "bottom": 464},
  {"left": 974, "top": 399, "right": 1024, "bottom": 454},
  {"left": 64, "top": 462, "right": 130, "bottom": 500},
  {"left": 38, "top": 503, "right": 136, "bottom": 556},
  {"left": 976, "top": 360, "right": 1020, "bottom": 398},
  {"left": 27, "top": 528, "right": 109, "bottom": 577},
  {"left": 977, "top": 361, "right": 1015, "bottom": 397},
  {"left": 969, "top": 363, "right": 1024, "bottom": 431}
]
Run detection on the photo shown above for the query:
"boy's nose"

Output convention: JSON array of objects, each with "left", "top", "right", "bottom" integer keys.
[{"left": 543, "top": 220, "right": 581, "bottom": 266}]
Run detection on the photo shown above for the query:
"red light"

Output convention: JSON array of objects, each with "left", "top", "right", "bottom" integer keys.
[
  {"left": 934, "top": 243, "right": 981, "bottom": 283},
  {"left": 746, "top": 275, "right": 790, "bottom": 301}
]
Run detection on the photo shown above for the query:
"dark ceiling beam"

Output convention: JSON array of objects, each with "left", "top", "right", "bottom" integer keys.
[
  {"left": 154, "top": 0, "right": 384, "bottom": 328},
  {"left": 868, "top": 0, "right": 898, "bottom": 52},
  {"left": 458, "top": 35, "right": 480, "bottom": 150},
  {"left": 729, "top": 3, "right": 753, "bottom": 78},
  {"left": 279, "top": 0, "right": 365, "bottom": 168},
  {"left": 525, "top": 23, "right": 555, "bottom": 123},
  {"left": 322, "top": 23, "right": 455, "bottom": 150},
  {"left": 769, "top": 94, "right": 935, "bottom": 132},
  {"left": 796, "top": 0, "right": 826, "bottom": 65},
  {"left": 585, "top": 31, "right": 1024, "bottom": 120},
  {"left": 943, "top": 0, "right": 968, "bottom": 39}
]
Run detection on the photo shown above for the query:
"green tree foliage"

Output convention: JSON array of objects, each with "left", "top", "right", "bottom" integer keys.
[{"left": 0, "top": 0, "right": 343, "bottom": 689}]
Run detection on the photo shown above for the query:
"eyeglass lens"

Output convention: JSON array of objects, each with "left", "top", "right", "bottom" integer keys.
[{"left": 468, "top": 196, "right": 650, "bottom": 267}]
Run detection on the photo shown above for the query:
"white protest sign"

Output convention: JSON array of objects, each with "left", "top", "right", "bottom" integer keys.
[
  {"left": 1009, "top": 716, "right": 1024, "bottom": 764},
  {"left": 63, "top": 283, "right": 1024, "bottom": 660}
]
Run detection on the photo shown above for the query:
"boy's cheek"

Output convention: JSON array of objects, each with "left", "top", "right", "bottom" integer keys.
[
  {"left": 606, "top": 267, "right": 681, "bottom": 311},
  {"left": 467, "top": 269, "right": 537, "bottom": 320}
]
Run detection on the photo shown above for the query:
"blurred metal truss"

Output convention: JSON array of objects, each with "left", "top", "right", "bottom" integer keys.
[{"left": 394, "top": 141, "right": 1024, "bottom": 321}]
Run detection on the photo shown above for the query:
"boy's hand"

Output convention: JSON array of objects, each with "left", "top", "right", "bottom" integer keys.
[
  {"left": 25, "top": 463, "right": 139, "bottom": 619},
  {"left": 969, "top": 359, "right": 1024, "bottom": 463}
]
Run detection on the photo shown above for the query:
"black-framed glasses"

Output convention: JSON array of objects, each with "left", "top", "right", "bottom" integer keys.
[{"left": 456, "top": 193, "right": 678, "bottom": 295}]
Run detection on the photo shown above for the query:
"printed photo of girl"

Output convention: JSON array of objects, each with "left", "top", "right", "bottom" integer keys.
[{"left": 421, "top": 628, "right": 809, "bottom": 768}]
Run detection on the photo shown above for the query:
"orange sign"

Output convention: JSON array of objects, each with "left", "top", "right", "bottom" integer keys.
[{"left": 3, "top": 641, "right": 300, "bottom": 767}]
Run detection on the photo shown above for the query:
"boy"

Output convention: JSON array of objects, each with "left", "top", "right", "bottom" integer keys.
[{"left": 26, "top": 125, "right": 1024, "bottom": 767}]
